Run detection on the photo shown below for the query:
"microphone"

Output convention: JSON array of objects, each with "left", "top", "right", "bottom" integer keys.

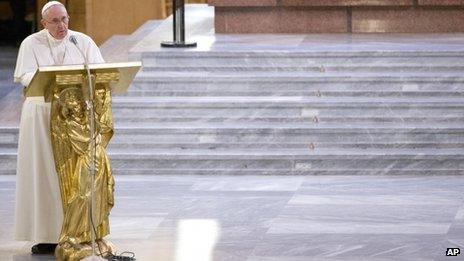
[
  {"left": 69, "top": 35, "right": 88, "bottom": 65},
  {"left": 69, "top": 35, "right": 77, "bottom": 45},
  {"left": 69, "top": 34, "right": 91, "bottom": 101}
]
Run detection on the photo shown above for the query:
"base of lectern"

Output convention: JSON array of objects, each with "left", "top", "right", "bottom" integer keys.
[
  {"left": 82, "top": 256, "right": 106, "bottom": 261},
  {"left": 161, "top": 41, "right": 197, "bottom": 48}
]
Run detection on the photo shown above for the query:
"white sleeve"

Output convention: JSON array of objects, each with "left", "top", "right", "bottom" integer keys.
[
  {"left": 19, "top": 72, "right": 35, "bottom": 87},
  {"left": 85, "top": 38, "right": 105, "bottom": 64},
  {"left": 13, "top": 38, "right": 38, "bottom": 87}
]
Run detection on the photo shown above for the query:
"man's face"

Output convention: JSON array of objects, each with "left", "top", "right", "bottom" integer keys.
[{"left": 41, "top": 5, "right": 69, "bottom": 39}]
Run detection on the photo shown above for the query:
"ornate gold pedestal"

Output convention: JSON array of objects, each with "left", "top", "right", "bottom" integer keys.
[
  {"left": 55, "top": 239, "right": 116, "bottom": 261},
  {"left": 50, "top": 74, "right": 116, "bottom": 261},
  {"left": 25, "top": 62, "right": 141, "bottom": 261}
]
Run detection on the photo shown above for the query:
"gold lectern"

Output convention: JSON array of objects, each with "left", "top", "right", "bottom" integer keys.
[{"left": 26, "top": 62, "right": 141, "bottom": 261}]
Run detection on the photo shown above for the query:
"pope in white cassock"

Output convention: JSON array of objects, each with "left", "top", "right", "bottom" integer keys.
[{"left": 13, "top": 1, "right": 104, "bottom": 254}]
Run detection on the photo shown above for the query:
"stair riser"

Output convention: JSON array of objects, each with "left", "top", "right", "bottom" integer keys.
[
  {"left": 112, "top": 116, "right": 464, "bottom": 124},
  {"left": 0, "top": 134, "right": 464, "bottom": 151},
  {"left": 2, "top": 130, "right": 463, "bottom": 146},
  {"left": 0, "top": 132, "right": 18, "bottom": 146},
  {"left": 108, "top": 132, "right": 464, "bottom": 144},
  {"left": 111, "top": 169, "right": 464, "bottom": 175},
  {"left": 0, "top": 63, "right": 14, "bottom": 68},
  {"left": 121, "top": 90, "right": 464, "bottom": 97},
  {"left": 107, "top": 143, "right": 464, "bottom": 150},
  {"left": 141, "top": 66, "right": 464, "bottom": 73},
  {"left": 141, "top": 55, "right": 464, "bottom": 67},
  {"left": 111, "top": 159, "right": 463, "bottom": 170},
  {"left": 1, "top": 156, "right": 462, "bottom": 175},
  {"left": 128, "top": 81, "right": 464, "bottom": 93},
  {"left": 1, "top": 168, "right": 460, "bottom": 175},
  {"left": 0, "top": 70, "right": 12, "bottom": 80},
  {"left": 3, "top": 142, "right": 462, "bottom": 150},
  {"left": 112, "top": 107, "right": 464, "bottom": 118}
]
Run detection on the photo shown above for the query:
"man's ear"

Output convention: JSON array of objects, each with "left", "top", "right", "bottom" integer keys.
[{"left": 41, "top": 19, "right": 46, "bottom": 29}]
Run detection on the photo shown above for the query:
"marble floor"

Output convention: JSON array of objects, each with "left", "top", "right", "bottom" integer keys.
[
  {"left": 0, "top": 175, "right": 463, "bottom": 261},
  {"left": 2, "top": 5, "right": 464, "bottom": 261}
]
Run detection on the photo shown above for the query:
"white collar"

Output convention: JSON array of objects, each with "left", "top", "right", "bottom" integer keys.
[{"left": 45, "top": 29, "right": 68, "bottom": 45}]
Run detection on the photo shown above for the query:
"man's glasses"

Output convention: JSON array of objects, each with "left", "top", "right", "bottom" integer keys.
[{"left": 45, "top": 16, "right": 70, "bottom": 25}]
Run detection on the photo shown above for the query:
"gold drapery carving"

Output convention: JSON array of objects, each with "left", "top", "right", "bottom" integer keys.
[{"left": 50, "top": 80, "right": 115, "bottom": 261}]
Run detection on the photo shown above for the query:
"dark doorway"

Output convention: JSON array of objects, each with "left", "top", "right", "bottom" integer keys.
[{"left": 0, "top": 0, "right": 36, "bottom": 46}]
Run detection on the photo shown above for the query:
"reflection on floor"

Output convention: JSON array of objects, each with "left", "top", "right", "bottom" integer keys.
[{"left": 0, "top": 175, "right": 463, "bottom": 261}]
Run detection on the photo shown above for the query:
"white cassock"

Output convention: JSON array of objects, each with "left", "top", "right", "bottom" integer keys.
[{"left": 13, "top": 29, "right": 105, "bottom": 243}]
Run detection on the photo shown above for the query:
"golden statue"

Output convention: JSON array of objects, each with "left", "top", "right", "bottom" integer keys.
[{"left": 50, "top": 83, "right": 115, "bottom": 260}]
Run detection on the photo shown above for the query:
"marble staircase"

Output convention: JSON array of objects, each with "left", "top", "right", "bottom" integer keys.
[
  {"left": 0, "top": 47, "right": 17, "bottom": 97},
  {"left": 101, "top": 48, "right": 464, "bottom": 175},
  {"left": 1, "top": 46, "right": 464, "bottom": 175},
  {"left": 1, "top": 47, "right": 464, "bottom": 175}
]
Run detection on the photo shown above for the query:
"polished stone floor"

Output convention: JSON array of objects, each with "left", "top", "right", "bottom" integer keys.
[
  {"left": 2, "top": 5, "right": 464, "bottom": 261},
  {"left": 0, "top": 175, "right": 463, "bottom": 261}
]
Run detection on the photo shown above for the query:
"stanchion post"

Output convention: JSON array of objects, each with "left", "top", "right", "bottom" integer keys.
[{"left": 161, "top": 0, "right": 197, "bottom": 48}]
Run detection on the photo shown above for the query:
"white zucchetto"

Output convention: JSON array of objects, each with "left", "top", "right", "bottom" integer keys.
[{"left": 41, "top": 1, "right": 65, "bottom": 17}]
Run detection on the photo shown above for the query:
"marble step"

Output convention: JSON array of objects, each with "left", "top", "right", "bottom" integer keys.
[
  {"left": 0, "top": 63, "right": 15, "bottom": 70},
  {"left": 112, "top": 96, "right": 464, "bottom": 104},
  {"left": 3, "top": 140, "right": 462, "bottom": 150},
  {"left": 132, "top": 73, "right": 464, "bottom": 83},
  {"left": 2, "top": 122, "right": 464, "bottom": 146},
  {"left": 134, "top": 71, "right": 464, "bottom": 81},
  {"left": 112, "top": 115, "right": 464, "bottom": 124},
  {"left": 141, "top": 64, "right": 464, "bottom": 73},
  {"left": 2, "top": 166, "right": 461, "bottom": 175},
  {"left": 112, "top": 95, "right": 464, "bottom": 103},
  {"left": 0, "top": 78, "right": 14, "bottom": 84},
  {"left": 106, "top": 125, "right": 464, "bottom": 144},
  {"left": 2, "top": 125, "right": 462, "bottom": 147},
  {"left": 1, "top": 148, "right": 463, "bottom": 175},
  {"left": 6, "top": 168, "right": 461, "bottom": 175},
  {"left": 3, "top": 137, "right": 464, "bottom": 150},
  {"left": 0, "top": 127, "right": 18, "bottom": 147},
  {"left": 0, "top": 79, "right": 16, "bottom": 97},
  {"left": 0, "top": 47, "right": 18, "bottom": 60},
  {"left": 0, "top": 69, "right": 13, "bottom": 80},
  {"left": 107, "top": 141, "right": 464, "bottom": 150},
  {"left": 0, "top": 55, "right": 18, "bottom": 62},
  {"left": 132, "top": 73, "right": 464, "bottom": 89},
  {"left": 128, "top": 78, "right": 464, "bottom": 95},
  {"left": 111, "top": 98, "right": 464, "bottom": 118},
  {"left": 0, "top": 84, "right": 18, "bottom": 99},
  {"left": 121, "top": 89, "right": 464, "bottom": 97},
  {"left": 3, "top": 139, "right": 463, "bottom": 151},
  {"left": 141, "top": 51, "right": 464, "bottom": 67},
  {"left": 112, "top": 108, "right": 464, "bottom": 119},
  {"left": 112, "top": 169, "right": 464, "bottom": 175},
  {"left": 77, "top": 148, "right": 464, "bottom": 178}
]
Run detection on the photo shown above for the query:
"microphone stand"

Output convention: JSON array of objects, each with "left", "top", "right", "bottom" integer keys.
[{"left": 71, "top": 36, "right": 105, "bottom": 261}]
